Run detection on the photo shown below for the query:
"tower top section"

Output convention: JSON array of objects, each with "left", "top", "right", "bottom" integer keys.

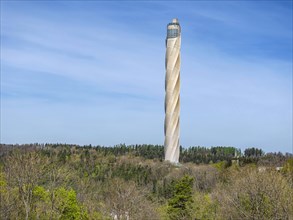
[
  {"left": 172, "top": 18, "right": 179, "bottom": 23},
  {"left": 167, "top": 18, "right": 181, "bottom": 39}
]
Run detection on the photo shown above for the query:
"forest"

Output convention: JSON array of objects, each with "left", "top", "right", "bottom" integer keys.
[{"left": 0, "top": 143, "right": 292, "bottom": 220}]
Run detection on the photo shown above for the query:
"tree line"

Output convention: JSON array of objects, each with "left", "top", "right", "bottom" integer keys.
[{"left": 1, "top": 143, "right": 291, "bottom": 166}]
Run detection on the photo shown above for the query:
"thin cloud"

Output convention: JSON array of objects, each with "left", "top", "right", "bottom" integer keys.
[{"left": 1, "top": 1, "right": 292, "bottom": 152}]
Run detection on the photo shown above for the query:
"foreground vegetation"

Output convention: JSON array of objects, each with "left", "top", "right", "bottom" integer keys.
[{"left": 0, "top": 144, "right": 292, "bottom": 219}]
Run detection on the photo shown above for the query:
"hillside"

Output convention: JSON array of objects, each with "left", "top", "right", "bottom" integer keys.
[{"left": 0, "top": 144, "right": 292, "bottom": 219}]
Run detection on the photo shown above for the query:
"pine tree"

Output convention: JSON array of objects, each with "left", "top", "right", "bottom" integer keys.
[{"left": 167, "top": 175, "right": 194, "bottom": 219}]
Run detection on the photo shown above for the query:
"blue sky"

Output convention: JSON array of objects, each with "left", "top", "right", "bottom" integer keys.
[{"left": 1, "top": 1, "right": 292, "bottom": 153}]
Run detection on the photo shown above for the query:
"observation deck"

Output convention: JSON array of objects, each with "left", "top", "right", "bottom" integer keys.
[{"left": 167, "top": 18, "right": 181, "bottom": 39}]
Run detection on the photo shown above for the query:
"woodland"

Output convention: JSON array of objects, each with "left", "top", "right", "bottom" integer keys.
[{"left": 0, "top": 143, "right": 292, "bottom": 220}]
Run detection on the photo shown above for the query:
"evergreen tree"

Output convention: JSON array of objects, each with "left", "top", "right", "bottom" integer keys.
[{"left": 167, "top": 175, "right": 194, "bottom": 219}]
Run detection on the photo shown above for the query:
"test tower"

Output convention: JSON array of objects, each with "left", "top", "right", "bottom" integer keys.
[{"left": 164, "top": 18, "right": 181, "bottom": 163}]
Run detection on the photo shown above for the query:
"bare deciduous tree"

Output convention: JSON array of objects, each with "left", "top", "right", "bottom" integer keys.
[
  {"left": 104, "top": 178, "right": 159, "bottom": 220},
  {"left": 3, "top": 150, "right": 48, "bottom": 220},
  {"left": 214, "top": 167, "right": 293, "bottom": 220}
]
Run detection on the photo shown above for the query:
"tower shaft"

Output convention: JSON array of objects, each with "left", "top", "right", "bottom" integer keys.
[{"left": 164, "top": 19, "right": 181, "bottom": 163}]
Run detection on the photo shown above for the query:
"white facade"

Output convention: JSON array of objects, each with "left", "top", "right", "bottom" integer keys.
[{"left": 164, "top": 18, "right": 181, "bottom": 163}]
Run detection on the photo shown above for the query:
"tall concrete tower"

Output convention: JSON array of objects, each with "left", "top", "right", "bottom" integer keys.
[{"left": 164, "top": 18, "right": 181, "bottom": 163}]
